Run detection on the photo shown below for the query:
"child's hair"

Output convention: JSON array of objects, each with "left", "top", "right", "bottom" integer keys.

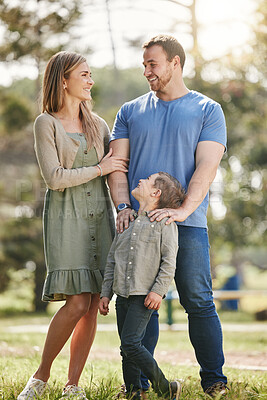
[{"left": 154, "top": 172, "right": 186, "bottom": 209}]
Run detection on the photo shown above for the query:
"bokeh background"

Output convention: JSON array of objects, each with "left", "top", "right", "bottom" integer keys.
[{"left": 0, "top": 0, "right": 266, "bottom": 318}]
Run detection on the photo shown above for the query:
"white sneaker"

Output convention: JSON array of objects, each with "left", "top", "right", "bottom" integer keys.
[
  {"left": 60, "top": 385, "right": 88, "bottom": 399},
  {"left": 17, "top": 376, "right": 47, "bottom": 399}
]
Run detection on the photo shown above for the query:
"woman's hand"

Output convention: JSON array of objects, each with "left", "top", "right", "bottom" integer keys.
[
  {"left": 98, "top": 148, "right": 128, "bottom": 176},
  {"left": 99, "top": 297, "right": 110, "bottom": 315}
]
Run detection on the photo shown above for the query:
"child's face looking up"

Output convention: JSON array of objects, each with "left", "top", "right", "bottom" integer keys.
[{"left": 131, "top": 173, "right": 159, "bottom": 202}]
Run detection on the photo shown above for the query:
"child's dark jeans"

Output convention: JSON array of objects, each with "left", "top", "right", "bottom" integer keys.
[{"left": 115, "top": 295, "right": 170, "bottom": 398}]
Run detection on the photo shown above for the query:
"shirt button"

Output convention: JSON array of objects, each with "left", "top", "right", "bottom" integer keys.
[
  {"left": 127, "top": 276, "right": 130, "bottom": 279},
  {"left": 130, "top": 247, "right": 133, "bottom": 250},
  {"left": 87, "top": 192, "right": 91, "bottom": 196},
  {"left": 129, "top": 262, "right": 132, "bottom": 264},
  {"left": 133, "top": 233, "right": 136, "bottom": 236},
  {"left": 151, "top": 224, "right": 154, "bottom": 227},
  {"left": 94, "top": 255, "right": 97, "bottom": 260},
  {"left": 91, "top": 236, "right": 95, "bottom": 241},
  {"left": 89, "top": 213, "right": 94, "bottom": 217},
  {"left": 84, "top": 150, "right": 88, "bottom": 154}
]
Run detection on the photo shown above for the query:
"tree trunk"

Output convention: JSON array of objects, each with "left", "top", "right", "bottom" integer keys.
[{"left": 190, "top": 0, "right": 202, "bottom": 80}]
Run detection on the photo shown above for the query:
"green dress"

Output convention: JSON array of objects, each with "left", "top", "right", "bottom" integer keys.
[{"left": 42, "top": 132, "right": 115, "bottom": 301}]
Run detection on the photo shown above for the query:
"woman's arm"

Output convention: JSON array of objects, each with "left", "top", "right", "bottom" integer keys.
[
  {"left": 34, "top": 115, "right": 127, "bottom": 190},
  {"left": 34, "top": 115, "right": 99, "bottom": 190}
]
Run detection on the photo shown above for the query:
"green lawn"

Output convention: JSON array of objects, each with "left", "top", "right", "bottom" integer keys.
[
  {"left": 0, "top": 308, "right": 267, "bottom": 400},
  {"left": 0, "top": 267, "right": 267, "bottom": 399}
]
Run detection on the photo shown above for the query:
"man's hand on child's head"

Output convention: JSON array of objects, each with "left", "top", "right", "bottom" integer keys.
[
  {"left": 99, "top": 297, "right": 110, "bottom": 315},
  {"left": 144, "top": 292, "right": 162, "bottom": 310}
]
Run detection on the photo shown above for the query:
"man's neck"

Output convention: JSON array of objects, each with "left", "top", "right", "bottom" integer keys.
[{"left": 155, "top": 81, "right": 189, "bottom": 102}]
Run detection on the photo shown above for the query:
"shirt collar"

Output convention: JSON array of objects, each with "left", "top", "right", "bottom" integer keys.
[{"left": 132, "top": 210, "right": 149, "bottom": 219}]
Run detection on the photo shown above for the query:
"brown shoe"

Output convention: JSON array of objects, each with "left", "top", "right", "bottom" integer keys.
[
  {"left": 140, "top": 389, "right": 149, "bottom": 400},
  {"left": 205, "top": 381, "right": 228, "bottom": 397},
  {"left": 169, "top": 381, "right": 182, "bottom": 399},
  {"left": 116, "top": 384, "right": 126, "bottom": 398}
]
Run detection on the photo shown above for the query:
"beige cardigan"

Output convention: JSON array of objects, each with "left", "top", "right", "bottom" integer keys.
[{"left": 34, "top": 112, "right": 110, "bottom": 191}]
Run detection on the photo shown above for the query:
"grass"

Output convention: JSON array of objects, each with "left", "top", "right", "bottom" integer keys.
[
  {"left": 0, "top": 309, "right": 267, "bottom": 399},
  {"left": 0, "top": 358, "right": 266, "bottom": 399},
  {"left": 0, "top": 267, "right": 267, "bottom": 399}
]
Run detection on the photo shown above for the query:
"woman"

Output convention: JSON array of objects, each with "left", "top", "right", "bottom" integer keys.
[{"left": 17, "top": 51, "right": 128, "bottom": 400}]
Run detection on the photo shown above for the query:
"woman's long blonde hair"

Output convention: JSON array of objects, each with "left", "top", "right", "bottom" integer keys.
[{"left": 42, "top": 51, "right": 103, "bottom": 154}]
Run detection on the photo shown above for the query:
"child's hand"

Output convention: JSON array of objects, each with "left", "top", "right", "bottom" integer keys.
[
  {"left": 144, "top": 292, "right": 162, "bottom": 310},
  {"left": 99, "top": 297, "right": 110, "bottom": 315}
]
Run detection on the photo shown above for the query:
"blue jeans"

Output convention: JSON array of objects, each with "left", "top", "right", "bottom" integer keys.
[
  {"left": 116, "top": 295, "right": 170, "bottom": 398},
  {"left": 142, "top": 226, "right": 227, "bottom": 391},
  {"left": 140, "top": 311, "right": 159, "bottom": 391}
]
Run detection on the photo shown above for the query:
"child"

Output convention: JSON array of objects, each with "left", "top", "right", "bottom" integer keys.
[{"left": 99, "top": 172, "right": 186, "bottom": 400}]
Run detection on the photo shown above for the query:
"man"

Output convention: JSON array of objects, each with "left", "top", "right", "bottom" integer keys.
[{"left": 108, "top": 34, "right": 228, "bottom": 397}]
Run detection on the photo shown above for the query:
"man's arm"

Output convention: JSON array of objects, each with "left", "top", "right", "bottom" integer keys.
[
  {"left": 108, "top": 138, "right": 134, "bottom": 232},
  {"left": 149, "top": 141, "right": 225, "bottom": 223}
]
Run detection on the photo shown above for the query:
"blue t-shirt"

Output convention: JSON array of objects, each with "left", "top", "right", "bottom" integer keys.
[{"left": 111, "top": 90, "right": 227, "bottom": 228}]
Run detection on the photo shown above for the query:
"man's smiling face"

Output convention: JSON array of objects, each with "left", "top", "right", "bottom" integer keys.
[{"left": 143, "top": 45, "right": 174, "bottom": 95}]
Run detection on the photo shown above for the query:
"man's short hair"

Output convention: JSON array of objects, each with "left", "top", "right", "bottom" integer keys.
[
  {"left": 142, "top": 34, "right": 186, "bottom": 70},
  {"left": 154, "top": 172, "right": 186, "bottom": 209}
]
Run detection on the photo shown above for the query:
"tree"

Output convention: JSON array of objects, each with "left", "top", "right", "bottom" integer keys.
[
  {"left": 0, "top": 0, "right": 81, "bottom": 99},
  {"left": 205, "top": 0, "right": 267, "bottom": 274}
]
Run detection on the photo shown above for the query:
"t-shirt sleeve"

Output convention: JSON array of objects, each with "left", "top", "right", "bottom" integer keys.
[
  {"left": 199, "top": 103, "right": 227, "bottom": 149},
  {"left": 110, "top": 104, "right": 129, "bottom": 141}
]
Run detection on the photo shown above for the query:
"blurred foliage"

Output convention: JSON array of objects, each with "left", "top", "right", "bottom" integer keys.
[
  {"left": 0, "top": 216, "right": 47, "bottom": 312},
  {"left": 91, "top": 66, "right": 148, "bottom": 126},
  {"left": 0, "top": 94, "right": 32, "bottom": 133},
  {"left": 0, "top": 0, "right": 81, "bottom": 63},
  {"left": 206, "top": 1, "right": 267, "bottom": 272}
]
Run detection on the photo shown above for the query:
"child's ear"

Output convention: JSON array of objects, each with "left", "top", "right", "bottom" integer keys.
[{"left": 151, "top": 188, "right": 161, "bottom": 199}]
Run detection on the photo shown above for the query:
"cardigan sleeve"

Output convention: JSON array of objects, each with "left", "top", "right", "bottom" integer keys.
[{"left": 34, "top": 114, "right": 99, "bottom": 191}]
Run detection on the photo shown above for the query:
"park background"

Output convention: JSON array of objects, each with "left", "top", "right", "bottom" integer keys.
[{"left": 0, "top": 0, "right": 266, "bottom": 398}]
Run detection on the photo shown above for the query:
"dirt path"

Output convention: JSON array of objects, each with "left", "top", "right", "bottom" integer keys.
[
  {"left": 88, "top": 347, "right": 267, "bottom": 372},
  {"left": 92, "top": 322, "right": 267, "bottom": 371},
  {"left": 3, "top": 322, "right": 267, "bottom": 372}
]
